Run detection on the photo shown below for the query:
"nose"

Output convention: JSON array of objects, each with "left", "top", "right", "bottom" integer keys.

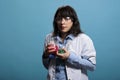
[{"left": 61, "top": 18, "right": 66, "bottom": 24}]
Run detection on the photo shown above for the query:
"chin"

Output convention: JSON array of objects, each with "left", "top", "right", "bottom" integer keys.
[{"left": 60, "top": 29, "right": 69, "bottom": 33}]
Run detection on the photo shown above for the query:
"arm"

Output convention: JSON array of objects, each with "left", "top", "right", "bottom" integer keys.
[
  {"left": 42, "top": 51, "right": 50, "bottom": 69},
  {"left": 42, "top": 33, "right": 57, "bottom": 69},
  {"left": 42, "top": 34, "right": 50, "bottom": 69},
  {"left": 67, "top": 52, "right": 96, "bottom": 71},
  {"left": 67, "top": 35, "right": 96, "bottom": 71}
]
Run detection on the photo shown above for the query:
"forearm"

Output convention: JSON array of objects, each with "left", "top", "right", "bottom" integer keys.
[
  {"left": 42, "top": 52, "right": 50, "bottom": 69},
  {"left": 67, "top": 52, "right": 96, "bottom": 71}
]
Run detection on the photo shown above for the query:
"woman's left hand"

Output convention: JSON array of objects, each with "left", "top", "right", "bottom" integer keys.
[{"left": 56, "top": 48, "right": 70, "bottom": 60}]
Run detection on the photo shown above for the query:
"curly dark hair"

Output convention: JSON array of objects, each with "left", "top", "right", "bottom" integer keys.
[{"left": 53, "top": 5, "right": 83, "bottom": 37}]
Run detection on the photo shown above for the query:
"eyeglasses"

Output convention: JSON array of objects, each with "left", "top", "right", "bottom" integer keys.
[{"left": 55, "top": 17, "right": 72, "bottom": 23}]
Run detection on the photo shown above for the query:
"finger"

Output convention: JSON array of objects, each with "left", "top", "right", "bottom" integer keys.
[
  {"left": 62, "top": 48, "right": 67, "bottom": 52},
  {"left": 56, "top": 52, "right": 64, "bottom": 58},
  {"left": 49, "top": 49, "right": 55, "bottom": 52},
  {"left": 48, "top": 46, "right": 55, "bottom": 49}
]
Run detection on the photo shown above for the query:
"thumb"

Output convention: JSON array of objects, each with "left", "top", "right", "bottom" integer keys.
[{"left": 62, "top": 48, "right": 67, "bottom": 52}]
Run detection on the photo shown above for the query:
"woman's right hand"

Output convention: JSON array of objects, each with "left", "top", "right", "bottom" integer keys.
[
  {"left": 46, "top": 44, "right": 57, "bottom": 54},
  {"left": 44, "top": 43, "right": 57, "bottom": 57}
]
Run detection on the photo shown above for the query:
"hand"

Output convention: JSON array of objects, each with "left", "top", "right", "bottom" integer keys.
[
  {"left": 56, "top": 48, "right": 70, "bottom": 60},
  {"left": 44, "top": 44, "right": 57, "bottom": 57}
]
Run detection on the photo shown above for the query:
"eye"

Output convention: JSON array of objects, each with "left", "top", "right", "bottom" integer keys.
[
  {"left": 65, "top": 17, "right": 71, "bottom": 20},
  {"left": 55, "top": 17, "right": 62, "bottom": 22}
]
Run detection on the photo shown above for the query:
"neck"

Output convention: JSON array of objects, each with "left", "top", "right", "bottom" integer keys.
[{"left": 59, "top": 32, "right": 68, "bottom": 42}]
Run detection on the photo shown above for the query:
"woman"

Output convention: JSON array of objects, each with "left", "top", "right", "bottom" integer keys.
[{"left": 42, "top": 5, "right": 96, "bottom": 80}]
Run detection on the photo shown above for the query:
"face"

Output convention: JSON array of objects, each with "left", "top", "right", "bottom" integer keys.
[{"left": 57, "top": 17, "right": 73, "bottom": 34}]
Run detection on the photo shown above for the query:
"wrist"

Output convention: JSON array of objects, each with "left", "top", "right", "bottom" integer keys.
[{"left": 43, "top": 51, "right": 49, "bottom": 58}]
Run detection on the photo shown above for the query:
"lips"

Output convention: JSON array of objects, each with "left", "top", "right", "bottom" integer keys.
[
  {"left": 61, "top": 25, "right": 67, "bottom": 29},
  {"left": 61, "top": 27, "right": 66, "bottom": 30},
  {"left": 62, "top": 26, "right": 66, "bottom": 28}
]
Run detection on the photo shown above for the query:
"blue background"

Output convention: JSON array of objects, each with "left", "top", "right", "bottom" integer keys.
[{"left": 0, "top": 0, "right": 120, "bottom": 80}]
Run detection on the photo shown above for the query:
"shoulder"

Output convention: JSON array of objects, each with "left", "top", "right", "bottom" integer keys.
[
  {"left": 45, "top": 32, "right": 53, "bottom": 38},
  {"left": 77, "top": 33, "right": 92, "bottom": 41},
  {"left": 75, "top": 33, "right": 94, "bottom": 45}
]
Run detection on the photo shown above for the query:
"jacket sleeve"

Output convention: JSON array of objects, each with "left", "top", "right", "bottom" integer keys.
[
  {"left": 42, "top": 52, "right": 50, "bottom": 69},
  {"left": 67, "top": 34, "right": 96, "bottom": 71},
  {"left": 42, "top": 34, "right": 50, "bottom": 69}
]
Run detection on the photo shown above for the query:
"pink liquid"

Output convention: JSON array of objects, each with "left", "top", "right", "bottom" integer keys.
[
  {"left": 55, "top": 45, "right": 58, "bottom": 52},
  {"left": 48, "top": 44, "right": 58, "bottom": 55}
]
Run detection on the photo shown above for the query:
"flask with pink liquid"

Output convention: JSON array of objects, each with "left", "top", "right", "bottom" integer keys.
[{"left": 47, "top": 37, "right": 58, "bottom": 59}]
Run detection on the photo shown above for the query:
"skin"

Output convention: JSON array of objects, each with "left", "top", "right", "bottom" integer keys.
[
  {"left": 57, "top": 17, "right": 73, "bottom": 40},
  {"left": 45, "top": 17, "right": 73, "bottom": 60}
]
